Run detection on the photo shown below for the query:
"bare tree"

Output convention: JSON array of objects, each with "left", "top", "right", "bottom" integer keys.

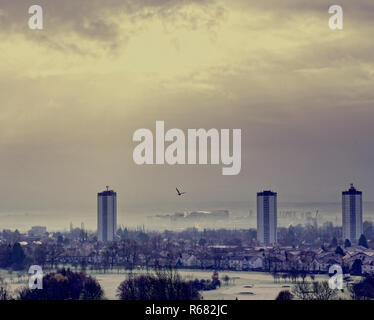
[
  {"left": 311, "top": 281, "right": 337, "bottom": 300},
  {"left": 292, "top": 282, "right": 312, "bottom": 300},
  {"left": 0, "top": 285, "right": 11, "bottom": 300},
  {"left": 292, "top": 281, "right": 337, "bottom": 300}
]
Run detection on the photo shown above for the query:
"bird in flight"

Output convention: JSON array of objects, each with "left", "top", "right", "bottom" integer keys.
[{"left": 176, "top": 187, "right": 186, "bottom": 196}]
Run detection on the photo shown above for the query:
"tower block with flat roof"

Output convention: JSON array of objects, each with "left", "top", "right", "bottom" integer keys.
[
  {"left": 97, "top": 186, "right": 117, "bottom": 242},
  {"left": 257, "top": 190, "right": 277, "bottom": 246},
  {"left": 342, "top": 184, "right": 363, "bottom": 244}
]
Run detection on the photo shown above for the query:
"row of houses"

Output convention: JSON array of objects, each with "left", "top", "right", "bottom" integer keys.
[
  {"left": 6, "top": 231, "right": 374, "bottom": 275},
  {"left": 40, "top": 244, "right": 374, "bottom": 275},
  {"left": 171, "top": 245, "right": 374, "bottom": 274}
]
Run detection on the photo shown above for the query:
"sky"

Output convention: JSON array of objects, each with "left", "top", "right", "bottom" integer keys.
[{"left": 0, "top": 0, "right": 374, "bottom": 218}]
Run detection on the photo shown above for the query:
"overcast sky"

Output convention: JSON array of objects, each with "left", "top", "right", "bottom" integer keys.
[{"left": 0, "top": 0, "right": 374, "bottom": 214}]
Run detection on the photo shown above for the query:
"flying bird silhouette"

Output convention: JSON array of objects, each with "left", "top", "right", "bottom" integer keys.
[{"left": 176, "top": 187, "right": 186, "bottom": 196}]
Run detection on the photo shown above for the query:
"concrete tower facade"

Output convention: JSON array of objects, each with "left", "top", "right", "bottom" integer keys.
[
  {"left": 257, "top": 190, "right": 277, "bottom": 246},
  {"left": 342, "top": 184, "right": 363, "bottom": 244},
  {"left": 98, "top": 187, "right": 117, "bottom": 242}
]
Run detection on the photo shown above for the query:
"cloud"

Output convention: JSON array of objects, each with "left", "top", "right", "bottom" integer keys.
[
  {"left": 0, "top": 0, "right": 226, "bottom": 54},
  {"left": 0, "top": 0, "right": 374, "bottom": 217}
]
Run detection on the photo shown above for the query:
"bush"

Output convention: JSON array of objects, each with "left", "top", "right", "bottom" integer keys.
[
  {"left": 117, "top": 268, "right": 201, "bottom": 300},
  {"left": 17, "top": 268, "right": 103, "bottom": 300},
  {"left": 276, "top": 290, "right": 293, "bottom": 300},
  {"left": 350, "top": 276, "right": 374, "bottom": 300},
  {"left": 292, "top": 281, "right": 337, "bottom": 300}
]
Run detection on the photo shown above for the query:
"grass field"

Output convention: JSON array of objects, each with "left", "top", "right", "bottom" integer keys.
[{"left": 0, "top": 268, "right": 354, "bottom": 300}]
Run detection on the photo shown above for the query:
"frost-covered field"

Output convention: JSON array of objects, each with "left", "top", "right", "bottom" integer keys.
[{"left": 1, "top": 268, "right": 345, "bottom": 300}]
